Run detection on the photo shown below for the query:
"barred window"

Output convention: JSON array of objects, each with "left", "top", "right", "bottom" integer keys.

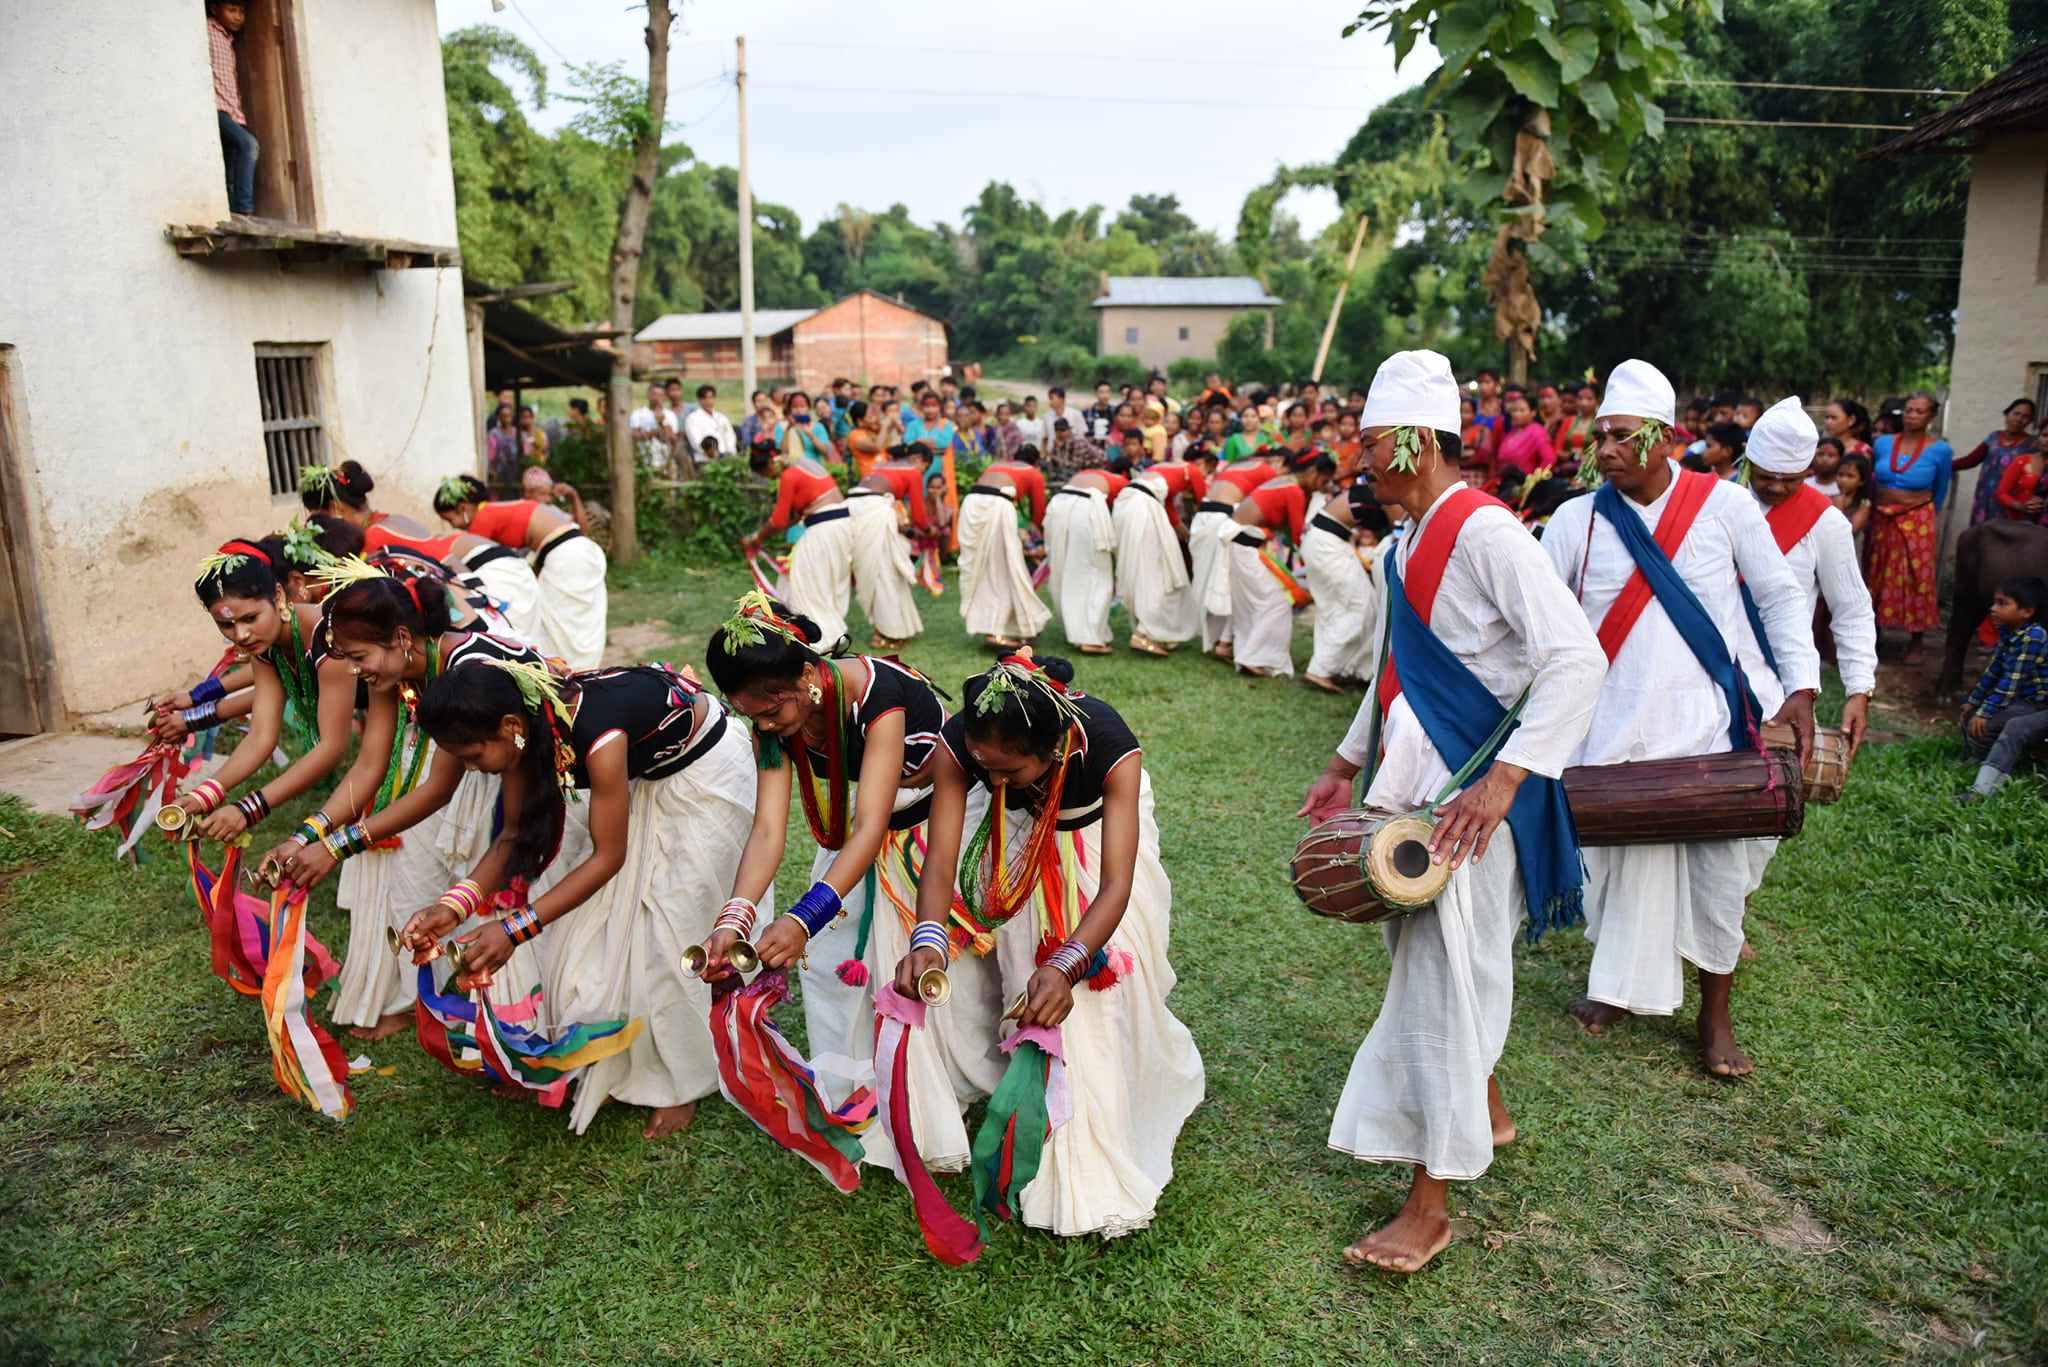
[{"left": 254, "top": 345, "right": 328, "bottom": 497}]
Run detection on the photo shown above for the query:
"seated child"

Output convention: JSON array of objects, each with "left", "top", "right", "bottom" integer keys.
[{"left": 1958, "top": 575, "right": 2048, "bottom": 802}]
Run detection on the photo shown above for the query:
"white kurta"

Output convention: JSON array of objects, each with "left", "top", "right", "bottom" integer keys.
[
  {"left": 1112, "top": 474, "right": 1193, "bottom": 644},
  {"left": 1044, "top": 488, "right": 1117, "bottom": 648},
  {"left": 782, "top": 512, "right": 855, "bottom": 649},
  {"left": 1541, "top": 468, "right": 1821, "bottom": 1011},
  {"left": 957, "top": 488, "right": 1051, "bottom": 641},
  {"left": 1329, "top": 486, "right": 1605, "bottom": 1181},
  {"left": 1188, "top": 509, "right": 1234, "bottom": 651},
  {"left": 844, "top": 491, "right": 924, "bottom": 642},
  {"left": 1227, "top": 526, "right": 1295, "bottom": 675},
  {"left": 531, "top": 534, "right": 609, "bottom": 670},
  {"left": 1302, "top": 521, "right": 1376, "bottom": 680},
  {"left": 1737, "top": 501, "right": 1878, "bottom": 698},
  {"left": 542, "top": 717, "right": 758, "bottom": 1134},
  {"left": 979, "top": 770, "right": 1206, "bottom": 1236}
]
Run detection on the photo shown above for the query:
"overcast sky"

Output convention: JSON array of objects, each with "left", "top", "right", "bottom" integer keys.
[{"left": 439, "top": 0, "right": 1436, "bottom": 248}]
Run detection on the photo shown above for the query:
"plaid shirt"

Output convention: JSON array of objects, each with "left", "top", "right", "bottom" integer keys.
[
  {"left": 1966, "top": 621, "right": 2048, "bottom": 714},
  {"left": 1043, "top": 433, "right": 1104, "bottom": 487},
  {"left": 209, "top": 18, "right": 246, "bottom": 124}
]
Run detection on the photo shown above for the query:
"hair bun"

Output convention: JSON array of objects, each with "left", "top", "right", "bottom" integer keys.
[{"left": 1039, "top": 656, "right": 1076, "bottom": 686}]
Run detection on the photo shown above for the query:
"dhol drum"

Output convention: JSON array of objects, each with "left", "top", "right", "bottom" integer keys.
[
  {"left": 1290, "top": 809, "right": 1451, "bottom": 925},
  {"left": 1562, "top": 747, "right": 1805, "bottom": 847},
  {"left": 1759, "top": 722, "right": 1850, "bottom": 805}
]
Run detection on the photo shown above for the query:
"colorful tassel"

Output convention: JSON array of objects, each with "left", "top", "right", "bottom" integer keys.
[{"left": 835, "top": 959, "right": 870, "bottom": 987}]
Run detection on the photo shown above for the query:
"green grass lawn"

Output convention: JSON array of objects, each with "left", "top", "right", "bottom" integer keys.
[{"left": 3, "top": 558, "right": 2043, "bottom": 1363}]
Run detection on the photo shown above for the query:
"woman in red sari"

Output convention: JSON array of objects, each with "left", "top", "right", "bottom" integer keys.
[{"left": 1868, "top": 393, "right": 1954, "bottom": 664}]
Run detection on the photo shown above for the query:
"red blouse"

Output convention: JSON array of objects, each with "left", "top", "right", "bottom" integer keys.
[
  {"left": 768, "top": 463, "right": 841, "bottom": 532},
  {"left": 1246, "top": 477, "right": 1307, "bottom": 542},
  {"left": 466, "top": 499, "right": 540, "bottom": 548},
  {"left": 871, "top": 463, "right": 932, "bottom": 528},
  {"left": 985, "top": 462, "right": 1048, "bottom": 525},
  {"left": 1213, "top": 459, "right": 1276, "bottom": 497},
  {"left": 363, "top": 522, "right": 459, "bottom": 561}
]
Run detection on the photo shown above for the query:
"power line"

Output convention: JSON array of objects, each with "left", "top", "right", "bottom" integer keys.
[
  {"left": 504, "top": 0, "right": 573, "bottom": 67},
  {"left": 1663, "top": 78, "right": 1960, "bottom": 96},
  {"left": 1666, "top": 115, "right": 1910, "bottom": 131}
]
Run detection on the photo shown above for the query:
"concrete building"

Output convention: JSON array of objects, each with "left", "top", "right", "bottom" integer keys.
[
  {"left": 635, "top": 290, "right": 949, "bottom": 394},
  {"left": 1870, "top": 45, "right": 2048, "bottom": 544},
  {"left": 0, "top": 0, "right": 469, "bottom": 733},
  {"left": 1092, "top": 276, "right": 1280, "bottom": 371}
]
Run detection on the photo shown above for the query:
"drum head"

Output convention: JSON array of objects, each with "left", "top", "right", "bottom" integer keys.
[{"left": 1364, "top": 812, "right": 1450, "bottom": 910}]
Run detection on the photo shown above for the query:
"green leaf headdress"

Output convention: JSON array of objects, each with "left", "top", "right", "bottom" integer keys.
[
  {"left": 297, "top": 464, "right": 338, "bottom": 502},
  {"left": 1388, "top": 426, "right": 1424, "bottom": 476},
  {"left": 482, "top": 659, "right": 581, "bottom": 805},
  {"left": 436, "top": 475, "right": 477, "bottom": 507},
  {"left": 309, "top": 554, "right": 389, "bottom": 596},
  {"left": 717, "top": 591, "right": 811, "bottom": 652},
  {"left": 974, "top": 653, "right": 1088, "bottom": 730},
  {"left": 1576, "top": 420, "right": 1666, "bottom": 487},
  {"left": 194, "top": 539, "right": 270, "bottom": 588},
  {"left": 280, "top": 516, "right": 335, "bottom": 570}
]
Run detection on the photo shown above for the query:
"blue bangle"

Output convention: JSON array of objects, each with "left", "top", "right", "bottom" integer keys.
[
  {"left": 191, "top": 677, "right": 227, "bottom": 705},
  {"left": 787, "top": 881, "right": 843, "bottom": 938},
  {"left": 909, "top": 921, "right": 950, "bottom": 956},
  {"left": 181, "top": 700, "right": 219, "bottom": 728}
]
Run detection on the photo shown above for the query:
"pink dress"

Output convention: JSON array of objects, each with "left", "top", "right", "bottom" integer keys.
[{"left": 1495, "top": 422, "right": 1556, "bottom": 477}]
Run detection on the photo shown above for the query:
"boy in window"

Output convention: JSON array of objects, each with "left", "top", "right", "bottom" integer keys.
[{"left": 207, "top": 2, "right": 257, "bottom": 215}]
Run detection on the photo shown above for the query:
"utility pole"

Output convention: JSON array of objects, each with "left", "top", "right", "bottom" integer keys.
[
  {"left": 1311, "top": 212, "right": 1369, "bottom": 384},
  {"left": 736, "top": 35, "right": 756, "bottom": 402}
]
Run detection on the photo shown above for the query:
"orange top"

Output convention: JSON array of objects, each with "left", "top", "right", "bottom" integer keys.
[
  {"left": 1151, "top": 461, "right": 1209, "bottom": 504},
  {"left": 363, "top": 521, "right": 459, "bottom": 561},
  {"left": 1246, "top": 477, "right": 1307, "bottom": 542},
  {"left": 466, "top": 499, "right": 540, "bottom": 549},
  {"left": 847, "top": 429, "right": 886, "bottom": 478},
  {"left": 985, "top": 462, "right": 1048, "bottom": 524},
  {"left": 768, "top": 463, "right": 841, "bottom": 531},
  {"left": 1213, "top": 459, "right": 1275, "bottom": 496},
  {"left": 871, "top": 463, "right": 932, "bottom": 528}
]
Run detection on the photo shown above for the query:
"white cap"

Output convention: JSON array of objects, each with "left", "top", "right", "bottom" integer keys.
[
  {"left": 1360, "top": 350, "right": 1461, "bottom": 434},
  {"left": 1746, "top": 396, "right": 1818, "bottom": 475},
  {"left": 1596, "top": 359, "right": 1676, "bottom": 427}
]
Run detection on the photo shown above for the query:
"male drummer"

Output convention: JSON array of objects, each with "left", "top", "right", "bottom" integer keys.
[
  {"left": 1540, "top": 360, "right": 1819, "bottom": 1078},
  {"left": 1296, "top": 351, "right": 1604, "bottom": 1274}
]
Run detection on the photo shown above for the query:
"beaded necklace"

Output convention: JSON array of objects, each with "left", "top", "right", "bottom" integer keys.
[
  {"left": 957, "top": 726, "right": 1077, "bottom": 934},
  {"left": 1887, "top": 433, "right": 1933, "bottom": 477},
  {"left": 372, "top": 637, "right": 438, "bottom": 814},
  {"left": 787, "top": 661, "right": 853, "bottom": 849},
  {"left": 268, "top": 608, "right": 319, "bottom": 754}
]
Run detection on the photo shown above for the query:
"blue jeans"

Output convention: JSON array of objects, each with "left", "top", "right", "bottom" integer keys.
[{"left": 218, "top": 111, "right": 259, "bottom": 215}]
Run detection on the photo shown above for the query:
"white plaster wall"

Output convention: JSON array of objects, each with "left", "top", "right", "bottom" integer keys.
[
  {"left": 0, "top": 1, "right": 471, "bottom": 721},
  {"left": 1947, "top": 134, "right": 2048, "bottom": 531}
]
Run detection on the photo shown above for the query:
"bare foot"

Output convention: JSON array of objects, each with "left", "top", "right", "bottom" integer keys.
[
  {"left": 1343, "top": 1206, "right": 1453, "bottom": 1274},
  {"left": 1697, "top": 1009, "right": 1754, "bottom": 1078},
  {"left": 1487, "top": 1075, "right": 1516, "bottom": 1148},
  {"left": 643, "top": 1101, "right": 697, "bottom": 1140},
  {"left": 1738, "top": 939, "right": 1757, "bottom": 962},
  {"left": 1303, "top": 673, "right": 1344, "bottom": 695},
  {"left": 1211, "top": 641, "right": 1234, "bottom": 662},
  {"left": 1078, "top": 644, "right": 1113, "bottom": 655},
  {"left": 1568, "top": 998, "right": 1627, "bottom": 1035},
  {"left": 348, "top": 1011, "right": 411, "bottom": 1042}
]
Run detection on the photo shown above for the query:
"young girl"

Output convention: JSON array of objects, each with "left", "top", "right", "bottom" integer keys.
[
  {"left": 402, "top": 656, "right": 759, "bottom": 1138},
  {"left": 433, "top": 473, "right": 609, "bottom": 669},
  {"left": 702, "top": 595, "right": 1002, "bottom": 1171},
  {"left": 1995, "top": 445, "right": 2048, "bottom": 525},
  {"left": 894, "top": 653, "right": 1204, "bottom": 1238}
]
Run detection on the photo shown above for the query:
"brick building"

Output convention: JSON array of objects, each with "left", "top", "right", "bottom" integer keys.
[
  {"left": 1092, "top": 275, "right": 1279, "bottom": 371},
  {"left": 634, "top": 290, "right": 948, "bottom": 392}
]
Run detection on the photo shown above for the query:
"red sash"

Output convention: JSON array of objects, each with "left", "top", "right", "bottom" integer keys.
[
  {"left": 1377, "top": 487, "right": 1507, "bottom": 712},
  {"left": 1764, "top": 483, "right": 1830, "bottom": 554},
  {"left": 1595, "top": 469, "right": 1715, "bottom": 663}
]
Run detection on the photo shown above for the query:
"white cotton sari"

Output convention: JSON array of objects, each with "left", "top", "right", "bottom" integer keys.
[
  {"left": 1044, "top": 488, "right": 1117, "bottom": 648},
  {"left": 844, "top": 490, "right": 923, "bottom": 642},
  {"left": 957, "top": 488, "right": 1051, "bottom": 641},
  {"left": 531, "top": 533, "right": 609, "bottom": 669},
  {"left": 1113, "top": 474, "right": 1193, "bottom": 645}
]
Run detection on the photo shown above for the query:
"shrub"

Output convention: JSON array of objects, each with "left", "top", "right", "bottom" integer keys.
[
  {"left": 1167, "top": 356, "right": 1211, "bottom": 391},
  {"left": 637, "top": 458, "right": 774, "bottom": 561},
  {"left": 1089, "top": 353, "right": 1150, "bottom": 391}
]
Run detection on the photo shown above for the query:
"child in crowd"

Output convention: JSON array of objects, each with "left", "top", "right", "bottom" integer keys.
[
  {"left": 1958, "top": 576, "right": 2048, "bottom": 802},
  {"left": 1808, "top": 436, "right": 1844, "bottom": 498}
]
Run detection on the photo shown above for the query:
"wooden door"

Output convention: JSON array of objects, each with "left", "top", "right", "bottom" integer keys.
[{"left": 0, "top": 353, "right": 50, "bottom": 735}]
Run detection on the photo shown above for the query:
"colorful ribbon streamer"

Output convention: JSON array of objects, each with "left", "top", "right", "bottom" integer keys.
[
  {"left": 744, "top": 547, "right": 790, "bottom": 596},
  {"left": 260, "top": 884, "right": 355, "bottom": 1121},
  {"left": 970, "top": 1025, "right": 1068, "bottom": 1236},
  {"left": 873, "top": 984, "right": 985, "bottom": 1265},
  {"left": 186, "top": 841, "right": 338, "bottom": 997},
  {"left": 70, "top": 741, "right": 192, "bottom": 862},
  {"left": 710, "top": 969, "right": 875, "bottom": 1193},
  {"left": 412, "top": 962, "right": 641, "bottom": 1107}
]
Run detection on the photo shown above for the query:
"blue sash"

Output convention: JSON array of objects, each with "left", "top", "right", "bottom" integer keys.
[
  {"left": 1739, "top": 583, "right": 1777, "bottom": 674},
  {"left": 1384, "top": 556, "right": 1583, "bottom": 940},
  {"left": 1594, "top": 481, "right": 1761, "bottom": 752}
]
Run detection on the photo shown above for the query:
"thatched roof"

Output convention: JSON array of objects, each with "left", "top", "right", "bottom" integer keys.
[{"left": 1867, "top": 44, "right": 2048, "bottom": 158}]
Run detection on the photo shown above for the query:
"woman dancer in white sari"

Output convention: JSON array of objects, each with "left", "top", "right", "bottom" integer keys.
[{"left": 957, "top": 448, "right": 1052, "bottom": 650}]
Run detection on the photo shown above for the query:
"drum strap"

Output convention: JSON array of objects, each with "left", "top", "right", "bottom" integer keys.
[
  {"left": 1592, "top": 476, "right": 1763, "bottom": 753},
  {"left": 1740, "top": 485, "right": 1832, "bottom": 674}
]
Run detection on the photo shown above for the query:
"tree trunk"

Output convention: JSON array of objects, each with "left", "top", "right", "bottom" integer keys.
[{"left": 603, "top": 0, "right": 673, "bottom": 566}]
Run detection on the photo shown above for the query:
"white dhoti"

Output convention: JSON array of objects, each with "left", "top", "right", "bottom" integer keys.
[
  {"left": 541, "top": 718, "right": 757, "bottom": 1134},
  {"left": 1581, "top": 840, "right": 1753, "bottom": 1013},
  {"left": 1328, "top": 696, "right": 1522, "bottom": 1181},
  {"left": 1227, "top": 527, "right": 1296, "bottom": 676},
  {"left": 1044, "top": 487, "right": 1117, "bottom": 649},
  {"left": 979, "top": 773, "right": 1205, "bottom": 1236},
  {"left": 957, "top": 488, "right": 1050, "bottom": 641},
  {"left": 782, "top": 509, "right": 855, "bottom": 648},
  {"left": 463, "top": 546, "right": 544, "bottom": 650},
  {"left": 844, "top": 491, "right": 923, "bottom": 642},
  {"left": 797, "top": 802, "right": 1004, "bottom": 1172},
  {"left": 531, "top": 533, "right": 609, "bottom": 669},
  {"left": 1188, "top": 509, "right": 1234, "bottom": 652},
  {"left": 1302, "top": 522, "right": 1374, "bottom": 680},
  {"left": 1112, "top": 475, "right": 1192, "bottom": 645}
]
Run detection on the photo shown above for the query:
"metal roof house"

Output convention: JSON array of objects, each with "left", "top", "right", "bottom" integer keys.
[
  {"left": 1092, "top": 275, "right": 1280, "bottom": 369},
  {"left": 634, "top": 292, "right": 947, "bottom": 393},
  {"left": 1869, "top": 44, "right": 2048, "bottom": 546}
]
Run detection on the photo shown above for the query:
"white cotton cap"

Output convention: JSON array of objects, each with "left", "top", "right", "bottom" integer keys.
[
  {"left": 1360, "top": 350, "right": 1461, "bottom": 434},
  {"left": 1596, "top": 358, "right": 1676, "bottom": 427},
  {"left": 1746, "top": 396, "right": 1819, "bottom": 475}
]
